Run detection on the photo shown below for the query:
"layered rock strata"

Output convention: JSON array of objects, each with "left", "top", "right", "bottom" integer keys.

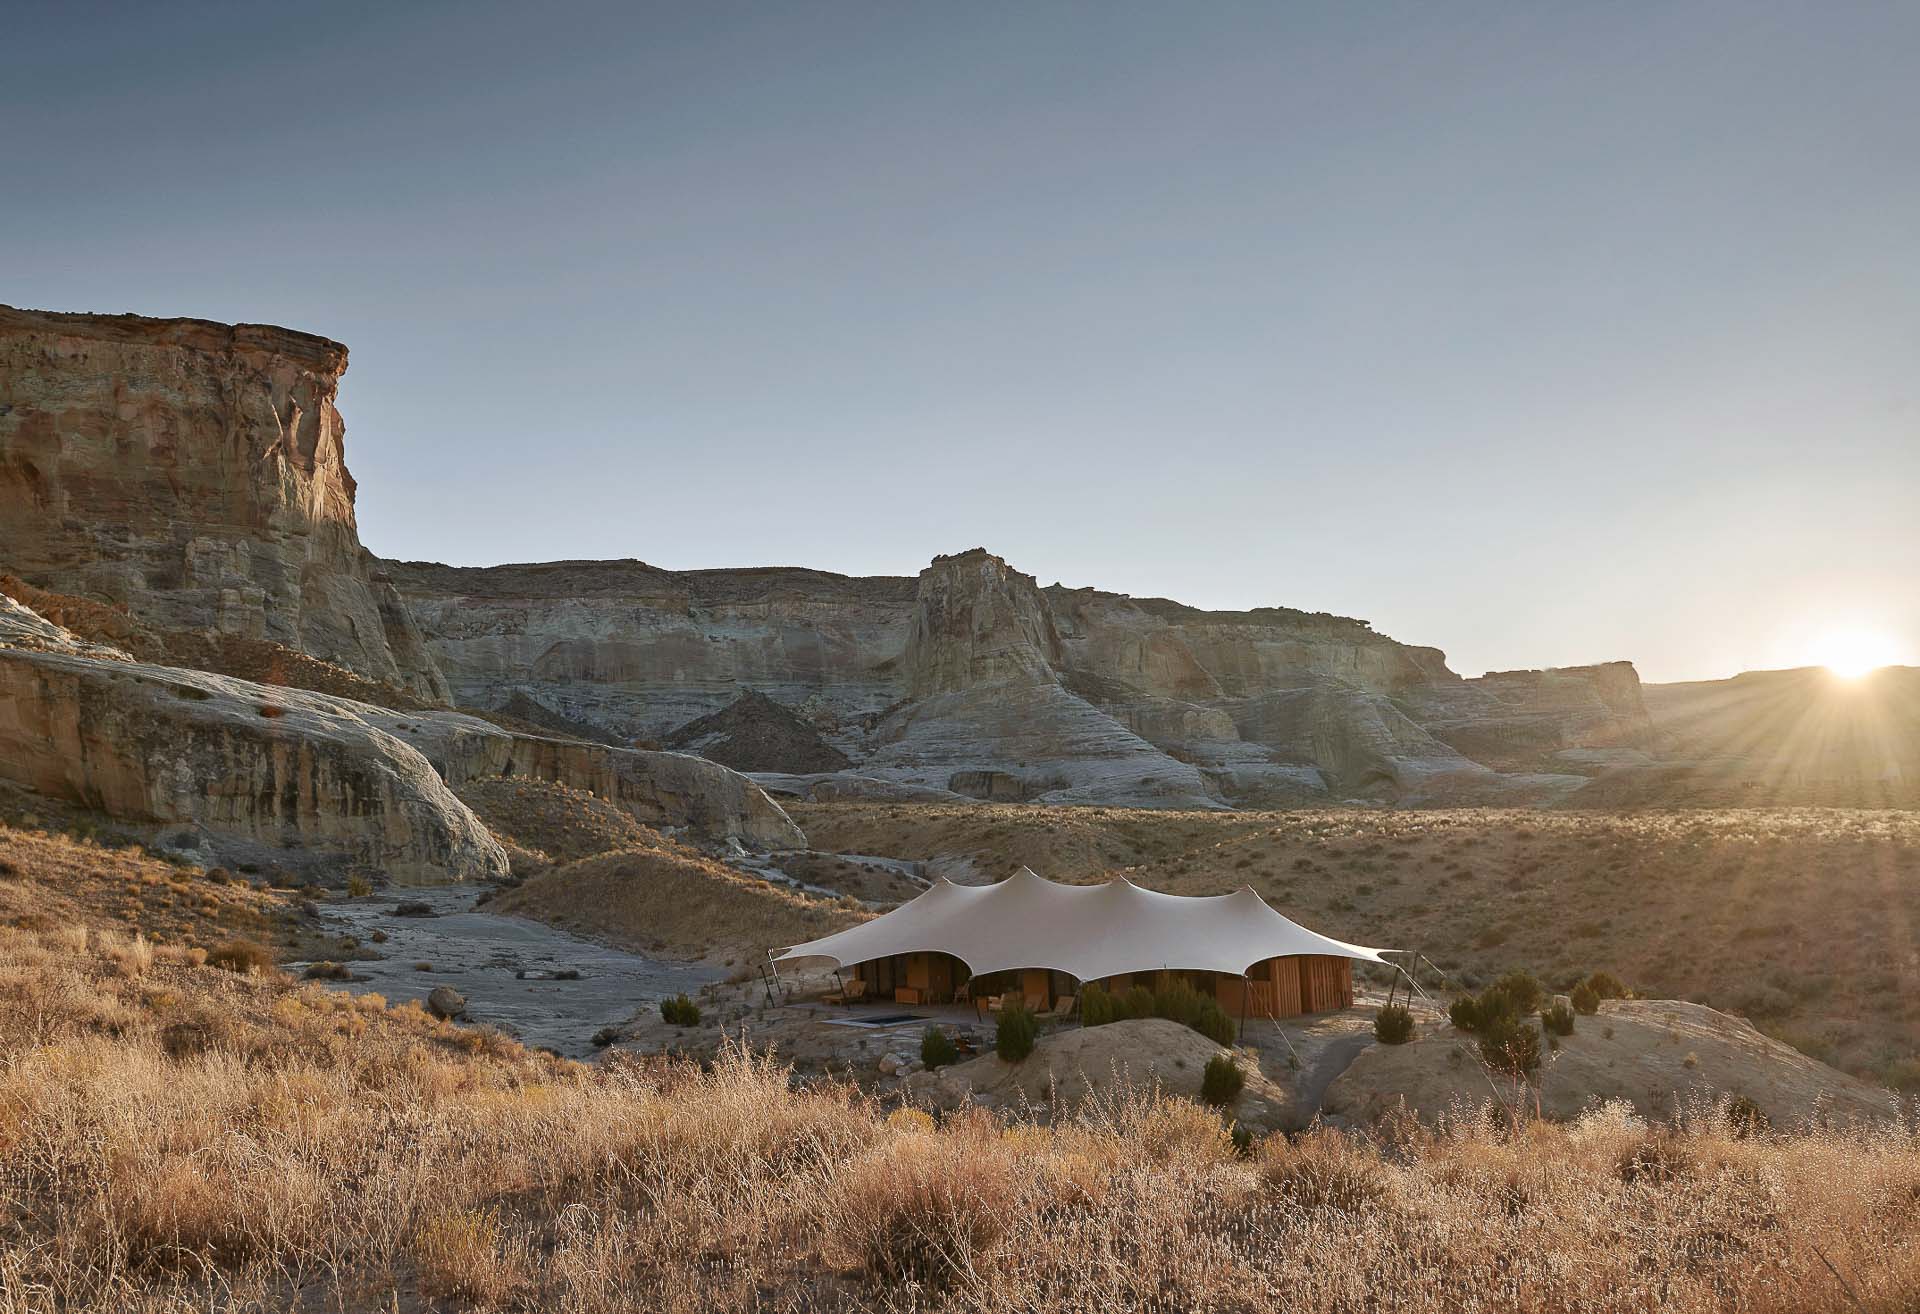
[
  {"left": 0, "top": 598, "right": 503, "bottom": 883},
  {"left": 0, "top": 596, "right": 804, "bottom": 881},
  {"left": 387, "top": 548, "right": 1656, "bottom": 807},
  {"left": 0, "top": 306, "right": 447, "bottom": 700}
]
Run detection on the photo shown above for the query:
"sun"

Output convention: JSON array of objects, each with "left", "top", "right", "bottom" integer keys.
[{"left": 1810, "top": 628, "right": 1903, "bottom": 680}]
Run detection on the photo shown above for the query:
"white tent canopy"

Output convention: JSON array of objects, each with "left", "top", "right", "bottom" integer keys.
[{"left": 773, "top": 867, "right": 1391, "bottom": 982}]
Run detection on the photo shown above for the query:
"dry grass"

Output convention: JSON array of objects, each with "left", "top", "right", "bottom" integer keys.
[
  {"left": 793, "top": 803, "right": 1920, "bottom": 1082},
  {"left": 0, "top": 922, "right": 1916, "bottom": 1312},
  {"left": 455, "top": 775, "right": 670, "bottom": 867},
  {"left": 492, "top": 843, "right": 866, "bottom": 961},
  {"left": 0, "top": 821, "right": 311, "bottom": 953}
]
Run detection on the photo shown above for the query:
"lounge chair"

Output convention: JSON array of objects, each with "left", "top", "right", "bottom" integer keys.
[
  {"left": 1037, "top": 994, "right": 1077, "bottom": 1023},
  {"left": 821, "top": 978, "right": 869, "bottom": 1006}
]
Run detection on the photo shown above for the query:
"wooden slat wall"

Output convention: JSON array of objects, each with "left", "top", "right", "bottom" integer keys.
[{"left": 1297, "top": 956, "right": 1354, "bottom": 1013}]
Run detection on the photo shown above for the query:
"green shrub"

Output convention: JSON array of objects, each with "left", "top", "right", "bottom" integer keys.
[
  {"left": 1201, "top": 1054, "right": 1245, "bottom": 1106},
  {"left": 1585, "top": 970, "right": 1629, "bottom": 1000},
  {"left": 1077, "top": 978, "right": 1235, "bottom": 1045},
  {"left": 1491, "top": 969, "right": 1544, "bottom": 1015},
  {"left": 1478, "top": 1014, "right": 1542, "bottom": 1076},
  {"left": 1570, "top": 982, "right": 1600, "bottom": 1015},
  {"left": 1374, "top": 1003, "right": 1414, "bottom": 1044},
  {"left": 660, "top": 993, "right": 701, "bottom": 1026},
  {"left": 1450, "top": 979, "right": 1531, "bottom": 1033},
  {"left": 1080, "top": 982, "right": 1115, "bottom": 1027},
  {"left": 1540, "top": 1000, "right": 1575, "bottom": 1037},
  {"left": 346, "top": 874, "right": 373, "bottom": 898},
  {"left": 920, "top": 1026, "right": 958, "bottom": 1070},
  {"left": 996, "top": 1001, "right": 1039, "bottom": 1062}
]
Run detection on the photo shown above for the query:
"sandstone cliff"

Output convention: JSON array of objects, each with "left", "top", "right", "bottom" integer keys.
[
  {"left": 0, "top": 591, "right": 803, "bottom": 880},
  {"left": 0, "top": 306, "right": 447, "bottom": 700},
  {"left": 0, "top": 597, "right": 504, "bottom": 884},
  {"left": 386, "top": 547, "right": 1654, "bottom": 807}
]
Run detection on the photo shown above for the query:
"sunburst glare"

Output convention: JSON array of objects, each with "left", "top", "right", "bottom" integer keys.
[{"left": 1811, "top": 628, "right": 1904, "bottom": 679}]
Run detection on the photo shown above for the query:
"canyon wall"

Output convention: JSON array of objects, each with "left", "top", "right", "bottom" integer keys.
[
  {"left": 0, "top": 306, "right": 447, "bottom": 700},
  {"left": 387, "top": 547, "right": 1656, "bottom": 807},
  {"left": 0, "top": 303, "right": 1660, "bottom": 817}
]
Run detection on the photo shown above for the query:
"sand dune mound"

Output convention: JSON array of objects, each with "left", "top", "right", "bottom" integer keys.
[
  {"left": 492, "top": 845, "right": 866, "bottom": 963},
  {"left": 454, "top": 776, "right": 668, "bottom": 865}
]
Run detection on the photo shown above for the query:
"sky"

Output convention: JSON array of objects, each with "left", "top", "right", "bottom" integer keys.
[{"left": 6, "top": 2, "right": 1918, "bottom": 683}]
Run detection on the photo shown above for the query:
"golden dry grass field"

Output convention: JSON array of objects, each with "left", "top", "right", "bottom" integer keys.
[{"left": 2, "top": 901, "right": 1919, "bottom": 1314}]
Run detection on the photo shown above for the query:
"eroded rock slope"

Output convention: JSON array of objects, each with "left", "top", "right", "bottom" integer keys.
[{"left": 388, "top": 548, "right": 1656, "bottom": 807}]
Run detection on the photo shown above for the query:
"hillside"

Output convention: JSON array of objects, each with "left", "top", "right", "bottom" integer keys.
[{"left": 791, "top": 802, "right": 1920, "bottom": 1087}]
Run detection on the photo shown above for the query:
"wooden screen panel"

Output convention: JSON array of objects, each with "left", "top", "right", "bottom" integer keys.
[
  {"left": 1297, "top": 956, "right": 1354, "bottom": 1013},
  {"left": 1021, "top": 968, "right": 1051, "bottom": 1009}
]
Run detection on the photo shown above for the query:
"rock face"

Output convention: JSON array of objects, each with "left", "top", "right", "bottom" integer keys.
[
  {"left": 387, "top": 547, "right": 1656, "bottom": 807},
  {"left": 0, "top": 306, "right": 447, "bottom": 701},
  {"left": 0, "top": 598, "right": 506, "bottom": 884},
  {"left": 0, "top": 592, "right": 801, "bottom": 881}
]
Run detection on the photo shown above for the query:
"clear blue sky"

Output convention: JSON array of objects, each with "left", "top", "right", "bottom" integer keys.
[{"left": 8, "top": 2, "right": 1918, "bottom": 682}]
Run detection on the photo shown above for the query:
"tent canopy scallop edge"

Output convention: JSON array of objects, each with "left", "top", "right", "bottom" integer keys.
[{"left": 772, "top": 867, "right": 1392, "bottom": 981}]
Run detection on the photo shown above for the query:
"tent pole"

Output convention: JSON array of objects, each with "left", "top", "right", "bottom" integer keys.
[{"left": 1238, "top": 973, "right": 1250, "bottom": 1043}]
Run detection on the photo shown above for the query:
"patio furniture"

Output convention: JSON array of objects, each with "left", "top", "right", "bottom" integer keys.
[
  {"left": 822, "top": 978, "right": 869, "bottom": 1006},
  {"left": 1037, "top": 993, "right": 1077, "bottom": 1023}
]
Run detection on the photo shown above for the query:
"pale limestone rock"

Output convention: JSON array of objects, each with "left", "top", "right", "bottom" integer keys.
[
  {"left": 386, "top": 546, "right": 1654, "bottom": 807},
  {"left": 0, "top": 610, "right": 507, "bottom": 884}
]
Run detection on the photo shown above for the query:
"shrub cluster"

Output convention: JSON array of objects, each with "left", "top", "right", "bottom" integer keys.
[
  {"left": 1584, "top": 970, "right": 1629, "bottom": 1000},
  {"left": 660, "top": 994, "right": 701, "bottom": 1026},
  {"left": 1478, "top": 1014, "right": 1542, "bottom": 1076},
  {"left": 995, "top": 1002, "right": 1039, "bottom": 1062},
  {"left": 1080, "top": 979, "right": 1235, "bottom": 1045},
  {"left": 920, "top": 1026, "right": 958, "bottom": 1070},
  {"left": 1448, "top": 969, "right": 1545, "bottom": 1033},
  {"left": 1200, "top": 1054, "right": 1244, "bottom": 1106},
  {"left": 1570, "top": 982, "right": 1600, "bottom": 1015},
  {"left": 1540, "top": 1000, "right": 1576, "bottom": 1037},
  {"left": 1373, "top": 1003, "right": 1414, "bottom": 1045}
]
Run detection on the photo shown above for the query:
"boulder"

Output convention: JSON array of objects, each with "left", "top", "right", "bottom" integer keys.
[{"left": 426, "top": 986, "right": 467, "bottom": 1020}]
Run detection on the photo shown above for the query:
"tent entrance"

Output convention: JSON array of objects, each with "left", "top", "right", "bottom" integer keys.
[{"left": 851, "top": 952, "right": 971, "bottom": 1006}]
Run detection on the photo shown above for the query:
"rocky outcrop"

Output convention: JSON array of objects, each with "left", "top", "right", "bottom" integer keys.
[
  {"left": 386, "top": 546, "right": 1650, "bottom": 807},
  {"left": 0, "top": 590, "right": 802, "bottom": 882},
  {"left": 0, "top": 306, "right": 447, "bottom": 701},
  {"left": 0, "top": 600, "right": 504, "bottom": 884},
  {"left": 1406, "top": 662, "right": 1655, "bottom": 771}
]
